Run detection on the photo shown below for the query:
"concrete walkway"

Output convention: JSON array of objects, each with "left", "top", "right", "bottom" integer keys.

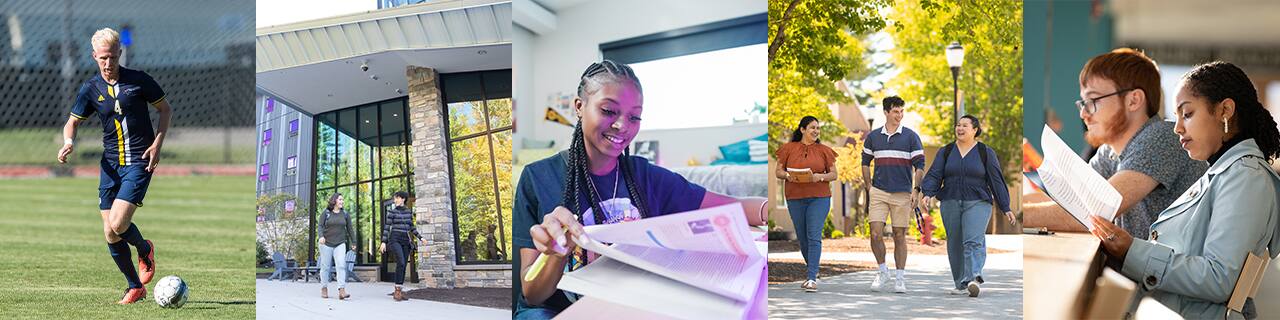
[
  {"left": 256, "top": 279, "right": 508, "bottom": 319},
  {"left": 768, "top": 235, "right": 1023, "bottom": 319}
]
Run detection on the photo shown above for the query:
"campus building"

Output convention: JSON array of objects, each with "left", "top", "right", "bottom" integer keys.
[{"left": 255, "top": 0, "right": 512, "bottom": 288}]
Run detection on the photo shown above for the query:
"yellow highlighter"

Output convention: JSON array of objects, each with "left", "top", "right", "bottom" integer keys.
[
  {"left": 524, "top": 234, "right": 570, "bottom": 282},
  {"left": 522, "top": 229, "right": 586, "bottom": 281},
  {"left": 524, "top": 253, "right": 552, "bottom": 282}
]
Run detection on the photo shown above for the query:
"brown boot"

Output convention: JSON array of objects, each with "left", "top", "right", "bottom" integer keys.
[
  {"left": 393, "top": 286, "right": 405, "bottom": 301},
  {"left": 321, "top": 287, "right": 328, "bottom": 299},
  {"left": 339, "top": 288, "right": 350, "bottom": 300}
]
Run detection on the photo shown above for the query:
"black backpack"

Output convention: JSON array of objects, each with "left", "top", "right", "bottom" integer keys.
[{"left": 940, "top": 142, "right": 997, "bottom": 199}]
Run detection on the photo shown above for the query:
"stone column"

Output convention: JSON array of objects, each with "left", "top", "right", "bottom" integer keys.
[{"left": 405, "top": 66, "right": 456, "bottom": 288}]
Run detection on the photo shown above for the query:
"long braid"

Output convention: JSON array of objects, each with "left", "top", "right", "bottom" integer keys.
[
  {"left": 560, "top": 121, "right": 607, "bottom": 225},
  {"left": 619, "top": 147, "right": 649, "bottom": 218},
  {"left": 1183, "top": 61, "right": 1280, "bottom": 161}
]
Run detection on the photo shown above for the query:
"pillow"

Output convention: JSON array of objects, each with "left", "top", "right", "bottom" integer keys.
[
  {"left": 748, "top": 140, "right": 768, "bottom": 162},
  {"left": 718, "top": 134, "right": 769, "bottom": 163},
  {"left": 521, "top": 137, "right": 555, "bottom": 149}
]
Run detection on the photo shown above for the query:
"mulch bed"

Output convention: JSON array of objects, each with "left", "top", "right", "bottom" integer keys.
[
  {"left": 768, "top": 259, "right": 876, "bottom": 284},
  {"left": 767, "top": 236, "right": 1013, "bottom": 284},
  {"left": 769, "top": 237, "right": 1013, "bottom": 255},
  {"left": 403, "top": 287, "right": 511, "bottom": 310}
]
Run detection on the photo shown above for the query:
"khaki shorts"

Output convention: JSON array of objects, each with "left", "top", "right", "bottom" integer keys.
[{"left": 869, "top": 187, "right": 912, "bottom": 228}]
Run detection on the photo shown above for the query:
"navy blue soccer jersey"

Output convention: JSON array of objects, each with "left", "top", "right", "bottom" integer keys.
[{"left": 70, "top": 67, "right": 166, "bottom": 166}]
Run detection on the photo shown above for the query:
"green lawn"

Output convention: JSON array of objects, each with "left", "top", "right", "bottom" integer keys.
[
  {"left": 0, "top": 175, "right": 256, "bottom": 319},
  {"left": 0, "top": 128, "right": 254, "bottom": 165}
]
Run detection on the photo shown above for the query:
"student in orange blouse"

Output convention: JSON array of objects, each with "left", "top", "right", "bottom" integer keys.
[{"left": 774, "top": 116, "right": 838, "bottom": 293}]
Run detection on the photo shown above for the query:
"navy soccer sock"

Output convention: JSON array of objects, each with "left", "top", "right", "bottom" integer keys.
[
  {"left": 107, "top": 240, "right": 142, "bottom": 289},
  {"left": 118, "top": 223, "right": 151, "bottom": 256}
]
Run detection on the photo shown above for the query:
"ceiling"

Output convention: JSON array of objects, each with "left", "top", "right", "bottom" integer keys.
[
  {"left": 1111, "top": 0, "right": 1280, "bottom": 47},
  {"left": 256, "top": 0, "right": 512, "bottom": 114},
  {"left": 256, "top": 44, "right": 510, "bottom": 115},
  {"left": 529, "top": 0, "right": 593, "bottom": 12}
]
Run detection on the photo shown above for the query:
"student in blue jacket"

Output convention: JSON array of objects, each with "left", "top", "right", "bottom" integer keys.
[
  {"left": 1090, "top": 61, "right": 1280, "bottom": 319},
  {"left": 920, "top": 114, "right": 1014, "bottom": 297}
]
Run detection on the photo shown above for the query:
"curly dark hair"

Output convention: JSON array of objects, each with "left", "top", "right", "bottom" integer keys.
[
  {"left": 882, "top": 96, "right": 905, "bottom": 112},
  {"left": 1181, "top": 61, "right": 1280, "bottom": 161}
]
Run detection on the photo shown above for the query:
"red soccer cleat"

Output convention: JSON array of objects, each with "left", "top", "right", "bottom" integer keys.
[
  {"left": 117, "top": 287, "right": 147, "bottom": 304},
  {"left": 138, "top": 240, "right": 155, "bottom": 285}
]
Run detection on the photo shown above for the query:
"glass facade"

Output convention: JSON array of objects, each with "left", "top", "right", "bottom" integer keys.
[
  {"left": 312, "top": 98, "right": 413, "bottom": 265},
  {"left": 443, "top": 69, "right": 513, "bottom": 264}
]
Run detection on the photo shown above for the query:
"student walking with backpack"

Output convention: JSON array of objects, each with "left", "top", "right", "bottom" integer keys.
[{"left": 919, "top": 115, "right": 1014, "bottom": 297}]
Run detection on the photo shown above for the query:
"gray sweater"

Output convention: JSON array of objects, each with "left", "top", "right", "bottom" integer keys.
[{"left": 318, "top": 209, "right": 355, "bottom": 248}]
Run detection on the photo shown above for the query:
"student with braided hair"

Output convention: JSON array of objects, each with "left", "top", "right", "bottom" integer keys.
[
  {"left": 1089, "top": 61, "right": 1280, "bottom": 319},
  {"left": 511, "top": 60, "right": 766, "bottom": 319}
]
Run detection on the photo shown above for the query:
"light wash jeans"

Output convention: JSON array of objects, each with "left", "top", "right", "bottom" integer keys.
[
  {"left": 786, "top": 197, "right": 831, "bottom": 281},
  {"left": 319, "top": 243, "right": 347, "bottom": 289},
  {"left": 939, "top": 199, "right": 991, "bottom": 289}
]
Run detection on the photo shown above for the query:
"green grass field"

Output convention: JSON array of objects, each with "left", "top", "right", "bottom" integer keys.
[
  {"left": 0, "top": 175, "right": 255, "bottom": 319},
  {"left": 0, "top": 128, "right": 254, "bottom": 165}
]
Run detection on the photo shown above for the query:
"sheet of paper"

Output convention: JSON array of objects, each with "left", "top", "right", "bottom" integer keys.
[
  {"left": 573, "top": 203, "right": 763, "bottom": 302},
  {"left": 557, "top": 256, "right": 750, "bottom": 320},
  {"left": 582, "top": 204, "right": 757, "bottom": 258},
  {"left": 1038, "top": 125, "right": 1122, "bottom": 230},
  {"left": 576, "top": 235, "right": 763, "bottom": 302},
  {"left": 554, "top": 296, "right": 678, "bottom": 320}
]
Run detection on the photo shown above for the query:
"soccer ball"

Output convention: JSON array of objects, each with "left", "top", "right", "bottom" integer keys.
[{"left": 153, "top": 275, "right": 189, "bottom": 308}]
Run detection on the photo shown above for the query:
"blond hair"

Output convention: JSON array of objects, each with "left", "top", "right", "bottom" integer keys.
[{"left": 91, "top": 28, "right": 121, "bottom": 52}]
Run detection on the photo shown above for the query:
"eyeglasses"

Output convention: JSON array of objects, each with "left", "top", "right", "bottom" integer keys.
[{"left": 1075, "top": 88, "right": 1135, "bottom": 115}]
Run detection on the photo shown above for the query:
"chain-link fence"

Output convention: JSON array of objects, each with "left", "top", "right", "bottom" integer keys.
[{"left": 0, "top": 0, "right": 254, "bottom": 165}]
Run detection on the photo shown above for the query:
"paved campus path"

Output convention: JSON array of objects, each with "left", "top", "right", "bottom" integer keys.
[
  {"left": 256, "top": 279, "right": 508, "bottom": 319},
  {"left": 768, "top": 235, "right": 1023, "bottom": 319}
]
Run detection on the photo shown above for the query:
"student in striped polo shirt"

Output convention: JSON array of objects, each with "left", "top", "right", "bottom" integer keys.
[{"left": 861, "top": 96, "right": 925, "bottom": 293}]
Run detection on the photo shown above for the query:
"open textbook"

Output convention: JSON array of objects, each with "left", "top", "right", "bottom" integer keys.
[
  {"left": 556, "top": 203, "right": 764, "bottom": 319},
  {"left": 786, "top": 167, "right": 813, "bottom": 183},
  {"left": 1026, "top": 124, "right": 1122, "bottom": 230}
]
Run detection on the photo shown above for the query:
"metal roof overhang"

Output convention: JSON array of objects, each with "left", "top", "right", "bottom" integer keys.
[{"left": 256, "top": 0, "right": 512, "bottom": 115}]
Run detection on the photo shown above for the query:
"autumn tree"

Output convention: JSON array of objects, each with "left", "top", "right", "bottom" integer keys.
[
  {"left": 767, "top": 0, "right": 889, "bottom": 154},
  {"left": 448, "top": 99, "right": 513, "bottom": 262},
  {"left": 885, "top": 0, "right": 1023, "bottom": 185}
]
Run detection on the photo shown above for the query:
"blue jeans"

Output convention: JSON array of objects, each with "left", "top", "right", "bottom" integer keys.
[
  {"left": 940, "top": 200, "right": 991, "bottom": 289},
  {"left": 513, "top": 306, "right": 558, "bottom": 320},
  {"left": 319, "top": 243, "right": 347, "bottom": 289},
  {"left": 786, "top": 197, "right": 830, "bottom": 281}
]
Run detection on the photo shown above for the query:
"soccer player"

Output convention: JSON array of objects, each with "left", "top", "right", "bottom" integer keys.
[{"left": 57, "top": 28, "right": 171, "bottom": 305}]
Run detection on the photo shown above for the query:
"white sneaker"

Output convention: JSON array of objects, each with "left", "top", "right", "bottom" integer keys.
[
  {"left": 893, "top": 275, "right": 907, "bottom": 293},
  {"left": 870, "top": 271, "right": 887, "bottom": 292},
  {"left": 948, "top": 288, "right": 968, "bottom": 295},
  {"left": 802, "top": 280, "right": 818, "bottom": 293},
  {"left": 967, "top": 282, "right": 980, "bottom": 297}
]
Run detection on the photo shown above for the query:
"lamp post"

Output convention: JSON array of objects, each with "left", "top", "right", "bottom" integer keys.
[{"left": 945, "top": 42, "right": 965, "bottom": 126}]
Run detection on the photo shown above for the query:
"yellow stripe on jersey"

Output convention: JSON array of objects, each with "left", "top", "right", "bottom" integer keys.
[
  {"left": 149, "top": 95, "right": 166, "bottom": 105},
  {"left": 114, "top": 118, "right": 125, "bottom": 165},
  {"left": 107, "top": 85, "right": 115, "bottom": 98},
  {"left": 70, "top": 112, "right": 87, "bottom": 120}
]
